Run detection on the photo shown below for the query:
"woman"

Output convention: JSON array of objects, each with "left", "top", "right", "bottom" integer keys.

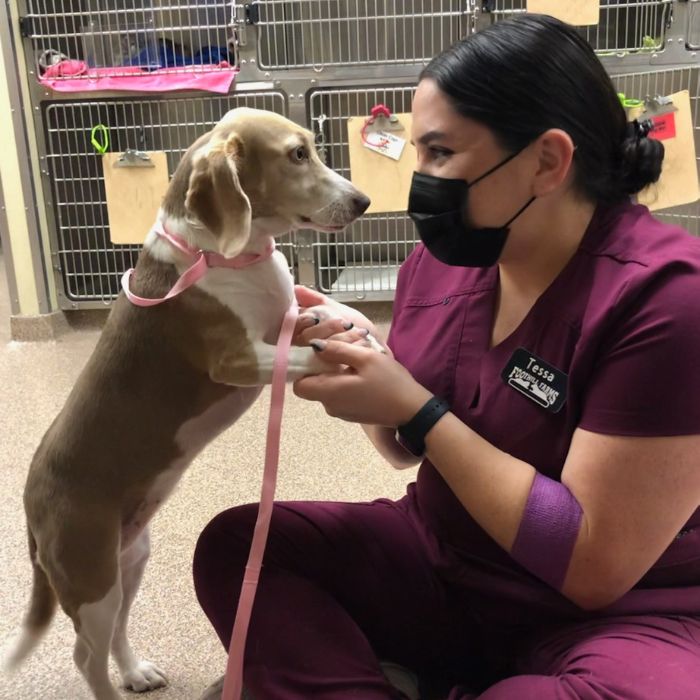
[{"left": 193, "top": 14, "right": 700, "bottom": 699}]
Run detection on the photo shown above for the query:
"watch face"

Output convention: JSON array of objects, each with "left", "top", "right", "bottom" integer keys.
[{"left": 396, "top": 429, "right": 423, "bottom": 457}]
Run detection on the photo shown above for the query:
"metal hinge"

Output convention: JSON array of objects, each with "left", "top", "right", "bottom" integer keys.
[
  {"left": 18, "top": 15, "right": 34, "bottom": 38},
  {"left": 245, "top": 3, "right": 259, "bottom": 25}
]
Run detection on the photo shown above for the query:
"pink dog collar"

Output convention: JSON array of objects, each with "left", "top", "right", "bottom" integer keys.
[{"left": 122, "top": 221, "right": 275, "bottom": 307}]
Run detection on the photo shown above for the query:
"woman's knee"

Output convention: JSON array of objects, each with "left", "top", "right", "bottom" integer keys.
[{"left": 192, "top": 504, "right": 259, "bottom": 603}]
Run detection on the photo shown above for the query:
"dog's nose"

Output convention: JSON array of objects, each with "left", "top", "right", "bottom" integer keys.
[{"left": 352, "top": 194, "right": 371, "bottom": 216}]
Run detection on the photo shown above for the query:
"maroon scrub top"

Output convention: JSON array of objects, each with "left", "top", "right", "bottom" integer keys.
[{"left": 388, "top": 200, "right": 700, "bottom": 616}]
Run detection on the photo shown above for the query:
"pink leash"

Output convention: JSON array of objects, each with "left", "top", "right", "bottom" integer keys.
[
  {"left": 123, "top": 222, "right": 297, "bottom": 699},
  {"left": 222, "top": 300, "right": 298, "bottom": 700}
]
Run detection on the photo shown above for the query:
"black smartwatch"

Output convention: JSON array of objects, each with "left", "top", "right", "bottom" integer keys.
[{"left": 396, "top": 396, "right": 450, "bottom": 457}]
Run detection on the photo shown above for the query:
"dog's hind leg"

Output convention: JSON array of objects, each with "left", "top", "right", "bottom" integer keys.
[
  {"left": 73, "top": 576, "right": 123, "bottom": 700},
  {"left": 2, "top": 529, "right": 58, "bottom": 671},
  {"left": 46, "top": 513, "right": 125, "bottom": 699},
  {"left": 111, "top": 527, "right": 168, "bottom": 692}
]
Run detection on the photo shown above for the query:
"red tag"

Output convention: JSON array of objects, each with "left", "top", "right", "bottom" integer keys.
[{"left": 649, "top": 112, "right": 676, "bottom": 141}]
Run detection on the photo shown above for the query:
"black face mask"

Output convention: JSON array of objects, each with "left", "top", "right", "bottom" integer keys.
[{"left": 407, "top": 149, "right": 536, "bottom": 268}]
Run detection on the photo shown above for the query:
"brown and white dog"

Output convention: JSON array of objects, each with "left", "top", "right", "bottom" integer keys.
[{"left": 2, "top": 108, "right": 371, "bottom": 699}]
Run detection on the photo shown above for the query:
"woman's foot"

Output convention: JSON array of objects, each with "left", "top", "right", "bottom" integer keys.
[
  {"left": 199, "top": 663, "right": 419, "bottom": 700},
  {"left": 381, "top": 661, "right": 420, "bottom": 700}
]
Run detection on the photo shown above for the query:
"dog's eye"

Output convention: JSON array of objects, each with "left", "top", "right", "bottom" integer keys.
[{"left": 291, "top": 146, "right": 309, "bottom": 163}]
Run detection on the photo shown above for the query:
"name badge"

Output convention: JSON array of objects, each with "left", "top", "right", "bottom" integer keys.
[{"left": 501, "top": 347, "right": 568, "bottom": 413}]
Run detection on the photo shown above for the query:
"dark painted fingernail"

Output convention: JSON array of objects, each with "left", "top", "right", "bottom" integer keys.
[
  {"left": 310, "top": 339, "right": 327, "bottom": 352},
  {"left": 358, "top": 327, "right": 370, "bottom": 336},
  {"left": 343, "top": 321, "right": 354, "bottom": 330},
  {"left": 313, "top": 317, "right": 320, "bottom": 325}
]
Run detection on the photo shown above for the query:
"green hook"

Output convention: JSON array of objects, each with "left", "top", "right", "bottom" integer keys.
[{"left": 91, "top": 124, "right": 109, "bottom": 154}]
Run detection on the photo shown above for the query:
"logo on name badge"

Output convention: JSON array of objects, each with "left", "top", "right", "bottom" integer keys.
[{"left": 501, "top": 347, "right": 568, "bottom": 413}]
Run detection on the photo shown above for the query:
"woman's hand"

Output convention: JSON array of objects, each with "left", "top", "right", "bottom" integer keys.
[
  {"left": 293, "top": 340, "right": 431, "bottom": 427},
  {"left": 293, "top": 313, "right": 373, "bottom": 348},
  {"left": 292, "top": 286, "right": 390, "bottom": 353}
]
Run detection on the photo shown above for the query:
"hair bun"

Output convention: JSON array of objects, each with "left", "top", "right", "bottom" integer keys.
[{"left": 619, "top": 125, "right": 665, "bottom": 197}]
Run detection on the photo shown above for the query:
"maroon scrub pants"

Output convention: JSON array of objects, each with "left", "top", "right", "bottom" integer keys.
[{"left": 192, "top": 499, "right": 700, "bottom": 699}]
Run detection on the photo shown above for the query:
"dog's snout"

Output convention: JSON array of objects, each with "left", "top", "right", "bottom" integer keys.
[{"left": 353, "top": 194, "right": 371, "bottom": 216}]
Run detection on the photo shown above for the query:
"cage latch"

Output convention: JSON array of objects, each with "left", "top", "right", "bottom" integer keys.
[{"left": 18, "top": 15, "right": 34, "bottom": 38}]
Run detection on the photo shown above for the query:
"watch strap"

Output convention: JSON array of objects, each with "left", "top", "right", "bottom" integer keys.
[{"left": 396, "top": 396, "right": 450, "bottom": 456}]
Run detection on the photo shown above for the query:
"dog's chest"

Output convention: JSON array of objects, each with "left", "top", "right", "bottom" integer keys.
[
  {"left": 194, "top": 251, "right": 294, "bottom": 341},
  {"left": 121, "top": 387, "right": 261, "bottom": 548}
]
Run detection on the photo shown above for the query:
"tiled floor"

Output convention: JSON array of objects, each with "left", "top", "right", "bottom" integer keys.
[{"left": 0, "top": 256, "right": 414, "bottom": 699}]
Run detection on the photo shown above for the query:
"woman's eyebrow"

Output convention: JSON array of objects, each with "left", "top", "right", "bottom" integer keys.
[{"left": 411, "top": 130, "right": 449, "bottom": 146}]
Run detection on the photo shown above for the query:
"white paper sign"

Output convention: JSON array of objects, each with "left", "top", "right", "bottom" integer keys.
[{"left": 363, "top": 131, "right": 407, "bottom": 161}]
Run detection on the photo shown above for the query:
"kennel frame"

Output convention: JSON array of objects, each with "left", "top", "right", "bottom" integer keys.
[{"left": 12, "top": 0, "right": 700, "bottom": 308}]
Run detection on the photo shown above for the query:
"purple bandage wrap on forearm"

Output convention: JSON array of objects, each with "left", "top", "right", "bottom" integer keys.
[{"left": 510, "top": 472, "right": 583, "bottom": 591}]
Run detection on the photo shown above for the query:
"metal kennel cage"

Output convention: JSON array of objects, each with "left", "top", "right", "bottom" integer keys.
[
  {"left": 306, "top": 68, "right": 700, "bottom": 298},
  {"left": 254, "top": 0, "right": 474, "bottom": 70},
  {"left": 308, "top": 85, "right": 418, "bottom": 297},
  {"left": 12, "top": 0, "right": 700, "bottom": 307},
  {"left": 251, "top": 0, "right": 676, "bottom": 73},
  {"left": 21, "top": 0, "right": 236, "bottom": 81},
  {"left": 41, "top": 91, "right": 291, "bottom": 305},
  {"left": 685, "top": 1, "right": 700, "bottom": 50},
  {"left": 490, "top": 0, "right": 675, "bottom": 54},
  {"left": 612, "top": 66, "right": 700, "bottom": 235}
]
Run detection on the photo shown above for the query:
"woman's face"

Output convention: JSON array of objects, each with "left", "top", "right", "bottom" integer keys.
[{"left": 411, "top": 79, "right": 537, "bottom": 229}]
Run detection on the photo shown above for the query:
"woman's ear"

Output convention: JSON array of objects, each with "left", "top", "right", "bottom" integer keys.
[
  {"left": 532, "top": 128, "right": 577, "bottom": 197},
  {"left": 185, "top": 132, "right": 252, "bottom": 257}
]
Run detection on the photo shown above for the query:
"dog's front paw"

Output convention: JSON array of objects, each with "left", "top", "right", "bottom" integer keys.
[
  {"left": 365, "top": 333, "right": 387, "bottom": 354},
  {"left": 121, "top": 659, "right": 168, "bottom": 692}
]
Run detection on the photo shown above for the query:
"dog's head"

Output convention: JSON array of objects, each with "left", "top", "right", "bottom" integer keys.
[{"left": 164, "top": 108, "right": 370, "bottom": 257}]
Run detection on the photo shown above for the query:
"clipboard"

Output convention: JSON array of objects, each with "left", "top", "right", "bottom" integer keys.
[
  {"left": 102, "top": 150, "right": 170, "bottom": 244},
  {"left": 348, "top": 113, "right": 416, "bottom": 214},
  {"left": 632, "top": 91, "right": 700, "bottom": 213},
  {"left": 527, "top": 0, "right": 600, "bottom": 26}
]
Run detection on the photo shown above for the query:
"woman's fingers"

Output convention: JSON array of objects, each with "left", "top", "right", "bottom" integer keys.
[
  {"left": 294, "top": 285, "right": 328, "bottom": 307},
  {"left": 296, "top": 318, "right": 371, "bottom": 346}
]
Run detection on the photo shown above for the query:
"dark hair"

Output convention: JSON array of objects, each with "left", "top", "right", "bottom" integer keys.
[{"left": 420, "top": 14, "right": 664, "bottom": 202}]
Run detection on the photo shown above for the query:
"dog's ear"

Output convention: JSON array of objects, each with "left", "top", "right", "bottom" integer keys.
[{"left": 185, "top": 133, "right": 252, "bottom": 257}]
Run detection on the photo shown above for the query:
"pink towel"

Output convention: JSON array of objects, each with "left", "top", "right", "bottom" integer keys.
[{"left": 40, "top": 63, "right": 238, "bottom": 94}]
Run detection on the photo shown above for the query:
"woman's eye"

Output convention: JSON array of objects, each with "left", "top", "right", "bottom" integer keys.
[
  {"left": 429, "top": 147, "right": 452, "bottom": 159},
  {"left": 292, "top": 146, "right": 309, "bottom": 163}
]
